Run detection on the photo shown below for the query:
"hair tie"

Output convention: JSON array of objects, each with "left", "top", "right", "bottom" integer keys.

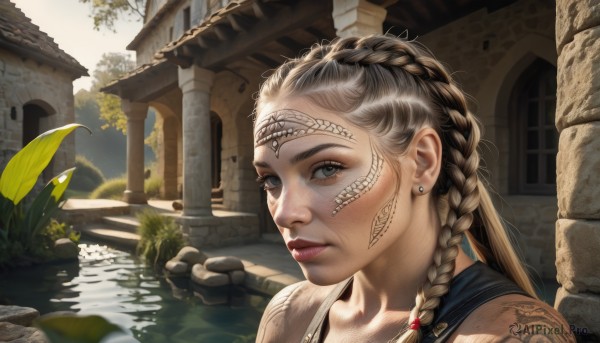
[{"left": 409, "top": 317, "right": 421, "bottom": 331}]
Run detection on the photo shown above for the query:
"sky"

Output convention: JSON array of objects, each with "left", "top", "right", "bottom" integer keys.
[{"left": 12, "top": 0, "right": 143, "bottom": 93}]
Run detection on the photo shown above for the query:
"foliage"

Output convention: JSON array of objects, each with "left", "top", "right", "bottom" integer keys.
[
  {"left": 89, "top": 178, "right": 126, "bottom": 200},
  {"left": 0, "top": 124, "right": 89, "bottom": 268},
  {"left": 136, "top": 209, "right": 184, "bottom": 265},
  {"left": 79, "top": 0, "right": 144, "bottom": 32},
  {"left": 144, "top": 177, "right": 162, "bottom": 199},
  {"left": 91, "top": 52, "right": 136, "bottom": 134},
  {"left": 70, "top": 156, "right": 106, "bottom": 193},
  {"left": 36, "top": 313, "right": 123, "bottom": 343},
  {"left": 90, "top": 176, "right": 163, "bottom": 200},
  {"left": 35, "top": 219, "right": 81, "bottom": 258}
]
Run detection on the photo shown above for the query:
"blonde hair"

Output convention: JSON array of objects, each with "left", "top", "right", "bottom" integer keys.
[{"left": 256, "top": 35, "right": 537, "bottom": 342}]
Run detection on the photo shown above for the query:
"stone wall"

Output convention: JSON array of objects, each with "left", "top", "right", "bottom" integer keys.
[
  {"left": 554, "top": 0, "right": 600, "bottom": 338},
  {"left": 418, "top": 0, "right": 558, "bottom": 279},
  {"left": 0, "top": 51, "right": 76, "bottom": 178}
]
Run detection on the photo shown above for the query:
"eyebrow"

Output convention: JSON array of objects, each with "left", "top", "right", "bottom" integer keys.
[
  {"left": 290, "top": 143, "right": 351, "bottom": 165},
  {"left": 252, "top": 143, "right": 351, "bottom": 169}
]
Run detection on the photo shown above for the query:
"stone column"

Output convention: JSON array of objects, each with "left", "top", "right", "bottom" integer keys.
[
  {"left": 122, "top": 100, "right": 148, "bottom": 204},
  {"left": 554, "top": 1, "right": 600, "bottom": 340},
  {"left": 178, "top": 65, "right": 215, "bottom": 217},
  {"left": 332, "top": 0, "right": 387, "bottom": 38}
]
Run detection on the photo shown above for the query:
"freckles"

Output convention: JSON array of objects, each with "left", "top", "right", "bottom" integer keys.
[{"left": 332, "top": 140, "right": 383, "bottom": 216}]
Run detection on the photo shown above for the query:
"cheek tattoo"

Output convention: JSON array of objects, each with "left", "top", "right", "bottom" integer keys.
[
  {"left": 332, "top": 141, "right": 384, "bottom": 216},
  {"left": 254, "top": 109, "right": 355, "bottom": 157},
  {"left": 369, "top": 185, "right": 399, "bottom": 249}
]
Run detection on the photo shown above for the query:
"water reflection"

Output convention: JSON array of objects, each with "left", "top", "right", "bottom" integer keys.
[{"left": 0, "top": 243, "right": 269, "bottom": 342}]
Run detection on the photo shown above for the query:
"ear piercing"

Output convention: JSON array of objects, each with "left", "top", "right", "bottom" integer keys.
[{"left": 418, "top": 185, "right": 424, "bottom": 193}]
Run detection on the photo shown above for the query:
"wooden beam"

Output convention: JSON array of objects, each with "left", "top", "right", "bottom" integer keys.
[
  {"left": 163, "top": 50, "right": 192, "bottom": 68},
  {"left": 214, "top": 24, "right": 235, "bottom": 41},
  {"left": 195, "top": 35, "right": 219, "bottom": 48},
  {"left": 304, "top": 26, "right": 330, "bottom": 42},
  {"left": 252, "top": 0, "right": 275, "bottom": 19},
  {"left": 227, "top": 14, "right": 257, "bottom": 32},
  {"left": 276, "top": 36, "right": 306, "bottom": 54},
  {"left": 250, "top": 53, "right": 281, "bottom": 69},
  {"left": 199, "top": 1, "right": 332, "bottom": 69}
]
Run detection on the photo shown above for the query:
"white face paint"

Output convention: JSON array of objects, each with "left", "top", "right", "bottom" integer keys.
[{"left": 253, "top": 98, "right": 416, "bottom": 286}]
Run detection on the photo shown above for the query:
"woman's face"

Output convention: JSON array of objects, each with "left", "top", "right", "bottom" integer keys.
[{"left": 253, "top": 98, "right": 417, "bottom": 285}]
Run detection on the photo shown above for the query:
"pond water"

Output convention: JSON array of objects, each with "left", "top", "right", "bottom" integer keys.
[{"left": 0, "top": 242, "right": 270, "bottom": 343}]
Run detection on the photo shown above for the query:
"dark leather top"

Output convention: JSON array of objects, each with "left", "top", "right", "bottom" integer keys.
[{"left": 301, "top": 261, "right": 530, "bottom": 343}]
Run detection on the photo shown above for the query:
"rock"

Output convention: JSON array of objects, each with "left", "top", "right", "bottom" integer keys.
[
  {"left": 556, "top": 219, "right": 600, "bottom": 293},
  {"left": 0, "top": 305, "right": 39, "bottom": 326},
  {"left": 0, "top": 322, "right": 49, "bottom": 343},
  {"left": 204, "top": 256, "right": 244, "bottom": 273},
  {"left": 53, "top": 238, "right": 79, "bottom": 261},
  {"left": 172, "top": 246, "right": 208, "bottom": 265},
  {"left": 172, "top": 200, "right": 183, "bottom": 211},
  {"left": 229, "top": 270, "right": 245, "bottom": 285},
  {"left": 556, "top": 27, "right": 600, "bottom": 131},
  {"left": 555, "top": 287, "right": 600, "bottom": 341},
  {"left": 557, "top": 123, "right": 600, "bottom": 219},
  {"left": 191, "top": 264, "right": 229, "bottom": 287},
  {"left": 165, "top": 260, "right": 188, "bottom": 274}
]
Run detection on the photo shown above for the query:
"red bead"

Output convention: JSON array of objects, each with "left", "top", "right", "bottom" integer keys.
[{"left": 409, "top": 318, "right": 421, "bottom": 330}]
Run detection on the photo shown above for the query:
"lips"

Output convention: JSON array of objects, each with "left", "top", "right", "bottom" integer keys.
[{"left": 286, "top": 239, "right": 327, "bottom": 262}]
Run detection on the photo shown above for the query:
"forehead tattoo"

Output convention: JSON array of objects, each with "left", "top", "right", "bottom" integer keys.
[{"left": 254, "top": 109, "right": 355, "bottom": 157}]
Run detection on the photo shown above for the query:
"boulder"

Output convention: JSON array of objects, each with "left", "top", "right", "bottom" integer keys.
[
  {"left": 191, "top": 264, "right": 229, "bottom": 287},
  {"left": 172, "top": 246, "right": 208, "bottom": 265},
  {"left": 0, "top": 305, "right": 39, "bottom": 326},
  {"left": 0, "top": 322, "right": 48, "bottom": 343},
  {"left": 165, "top": 260, "right": 188, "bottom": 275},
  {"left": 204, "top": 256, "right": 244, "bottom": 273},
  {"left": 229, "top": 270, "right": 245, "bottom": 285},
  {"left": 53, "top": 238, "right": 79, "bottom": 261}
]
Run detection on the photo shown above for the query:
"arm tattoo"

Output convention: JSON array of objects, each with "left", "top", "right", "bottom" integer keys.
[
  {"left": 255, "top": 109, "right": 355, "bottom": 158},
  {"left": 499, "top": 301, "right": 576, "bottom": 343}
]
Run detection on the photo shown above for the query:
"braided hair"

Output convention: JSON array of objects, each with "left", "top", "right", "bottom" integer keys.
[{"left": 256, "top": 35, "right": 537, "bottom": 343}]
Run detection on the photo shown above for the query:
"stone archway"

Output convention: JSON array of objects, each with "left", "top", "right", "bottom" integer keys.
[{"left": 22, "top": 101, "right": 55, "bottom": 181}]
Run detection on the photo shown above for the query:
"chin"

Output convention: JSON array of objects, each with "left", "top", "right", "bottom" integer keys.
[{"left": 301, "top": 264, "right": 352, "bottom": 286}]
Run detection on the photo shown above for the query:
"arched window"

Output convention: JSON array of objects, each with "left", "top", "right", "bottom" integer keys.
[{"left": 510, "top": 59, "right": 557, "bottom": 195}]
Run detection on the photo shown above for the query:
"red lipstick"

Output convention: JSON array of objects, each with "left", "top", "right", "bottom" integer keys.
[{"left": 287, "top": 239, "right": 327, "bottom": 262}]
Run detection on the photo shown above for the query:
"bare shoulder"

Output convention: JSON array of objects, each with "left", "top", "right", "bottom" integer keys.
[
  {"left": 256, "top": 280, "right": 337, "bottom": 343},
  {"left": 450, "top": 294, "right": 576, "bottom": 343}
]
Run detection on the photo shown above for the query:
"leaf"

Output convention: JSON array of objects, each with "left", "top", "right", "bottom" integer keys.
[
  {"left": 35, "top": 313, "right": 124, "bottom": 343},
  {"left": 0, "top": 124, "right": 90, "bottom": 205},
  {"left": 23, "top": 168, "right": 76, "bottom": 245}
]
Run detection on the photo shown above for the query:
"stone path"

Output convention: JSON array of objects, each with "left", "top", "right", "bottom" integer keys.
[{"left": 60, "top": 199, "right": 304, "bottom": 296}]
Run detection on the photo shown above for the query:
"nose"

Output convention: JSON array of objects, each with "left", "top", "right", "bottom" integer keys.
[{"left": 271, "top": 184, "right": 312, "bottom": 229}]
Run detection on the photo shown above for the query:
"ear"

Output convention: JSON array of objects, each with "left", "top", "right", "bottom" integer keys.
[{"left": 408, "top": 127, "right": 442, "bottom": 195}]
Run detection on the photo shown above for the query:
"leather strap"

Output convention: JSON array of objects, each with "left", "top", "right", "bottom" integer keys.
[{"left": 300, "top": 278, "right": 353, "bottom": 343}]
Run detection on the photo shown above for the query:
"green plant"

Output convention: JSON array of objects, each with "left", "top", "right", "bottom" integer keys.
[
  {"left": 136, "top": 209, "right": 184, "bottom": 265},
  {"left": 33, "top": 219, "right": 81, "bottom": 258},
  {"left": 144, "top": 176, "right": 162, "bottom": 199},
  {"left": 90, "top": 176, "right": 163, "bottom": 200},
  {"left": 70, "top": 155, "right": 105, "bottom": 192},
  {"left": 0, "top": 124, "right": 89, "bottom": 268},
  {"left": 89, "top": 177, "right": 126, "bottom": 199}
]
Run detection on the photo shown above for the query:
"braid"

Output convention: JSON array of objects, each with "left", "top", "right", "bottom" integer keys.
[{"left": 256, "top": 34, "right": 533, "bottom": 343}]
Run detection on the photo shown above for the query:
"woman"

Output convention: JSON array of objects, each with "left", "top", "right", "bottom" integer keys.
[{"left": 252, "top": 35, "right": 573, "bottom": 343}]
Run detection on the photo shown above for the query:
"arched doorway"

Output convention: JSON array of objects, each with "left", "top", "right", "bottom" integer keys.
[{"left": 23, "top": 102, "right": 53, "bottom": 181}]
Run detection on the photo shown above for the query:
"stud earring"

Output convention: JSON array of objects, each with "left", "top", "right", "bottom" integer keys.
[{"left": 418, "top": 185, "right": 424, "bottom": 193}]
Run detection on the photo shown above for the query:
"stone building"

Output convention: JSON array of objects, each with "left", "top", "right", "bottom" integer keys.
[
  {"left": 103, "top": 0, "right": 599, "bottom": 337},
  {"left": 0, "top": 0, "right": 88, "bottom": 179}
]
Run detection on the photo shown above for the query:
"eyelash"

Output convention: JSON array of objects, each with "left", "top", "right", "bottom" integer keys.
[
  {"left": 255, "top": 161, "right": 346, "bottom": 191},
  {"left": 311, "top": 161, "right": 345, "bottom": 181}
]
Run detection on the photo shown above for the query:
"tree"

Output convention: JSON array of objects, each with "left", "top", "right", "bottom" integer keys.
[
  {"left": 79, "top": 0, "right": 144, "bottom": 32},
  {"left": 92, "top": 52, "right": 136, "bottom": 134}
]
